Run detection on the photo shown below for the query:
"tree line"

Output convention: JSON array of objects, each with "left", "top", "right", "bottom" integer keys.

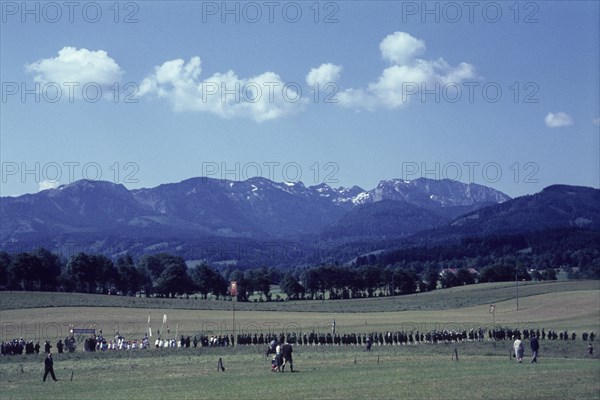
[
  {"left": 358, "top": 228, "right": 600, "bottom": 280},
  {"left": 0, "top": 247, "right": 569, "bottom": 302},
  {"left": 0, "top": 251, "right": 225, "bottom": 299}
]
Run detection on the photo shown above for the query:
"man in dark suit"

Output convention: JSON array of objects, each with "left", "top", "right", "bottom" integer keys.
[
  {"left": 530, "top": 334, "right": 540, "bottom": 363},
  {"left": 43, "top": 353, "right": 58, "bottom": 382},
  {"left": 281, "top": 341, "right": 293, "bottom": 372}
]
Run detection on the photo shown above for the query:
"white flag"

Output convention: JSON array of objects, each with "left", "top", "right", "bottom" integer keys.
[
  {"left": 148, "top": 314, "right": 151, "bottom": 325},
  {"left": 163, "top": 314, "right": 167, "bottom": 324},
  {"left": 148, "top": 327, "right": 152, "bottom": 337}
]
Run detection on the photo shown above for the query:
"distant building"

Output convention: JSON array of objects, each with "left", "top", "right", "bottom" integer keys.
[{"left": 439, "top": 268, "right": 479, "bottom": 277}]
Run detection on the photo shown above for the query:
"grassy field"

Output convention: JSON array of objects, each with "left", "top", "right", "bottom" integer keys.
[
  {"left": 0, "top": 345, "right": 598, "bottom": 400},
  {"left": 1, "top": 280, "right": 598, "bottom": 312},
  {"left": 1, "top": 289, "right": 599, "bottom": 341},
  {"left": 1, "top": 280, "right": 599, "bottom": 399}
]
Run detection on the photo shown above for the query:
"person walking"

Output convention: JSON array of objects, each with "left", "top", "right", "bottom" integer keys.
[
  {"left": 365, "top": 336, "right": 372, "bottom": 352},
  {"left": 513, "top": 337, "right": 524, "bottom": 363},
  {"left": 274, "top": 342, "right": 283, "bottom": 372},
  {"left": 281, "top": 341, "right": 294, "bottom": 373},
  {"left": 43, "top": 353, "right": 58, "bottom": 382},
  {"left": 530, "top": 334, "right": 539, "bottom": 363}
]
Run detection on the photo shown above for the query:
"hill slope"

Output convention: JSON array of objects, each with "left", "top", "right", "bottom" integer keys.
[{"left": 405, "top": 185, "right": 600, "bottom": 245}]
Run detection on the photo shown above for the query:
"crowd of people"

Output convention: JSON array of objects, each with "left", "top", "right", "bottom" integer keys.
[
  {"left": 231, "top": 327, "right": 595, "bottom": 348},
  {"left": 83, "top": 332, "right": 151, "bottom": 351},
  {"left": 1, "top": 327, "right": 595, "bottom": 357},
  {"left": 0, "top": 338, "right": 75, "bottom": 356}
]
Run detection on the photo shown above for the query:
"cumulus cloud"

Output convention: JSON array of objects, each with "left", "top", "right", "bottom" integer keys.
[
  {"left": 26, "top": 47, "right": 123, "bottom": 85},
  {"left": 334, "top": 32, "right": 477, "bottom": 110},
  {"left": 380, "top": 32, "right": 426, "bottom": 65},
  {"left": 38, "top": 180, "right": 60, "bottom": 192},
  {"left": 545, "top": 112, "right": 574, "bottom": 128},
  {"left": 306, "top": 63, "right": 342, "bottom": 86},
  {"left": 139, "top": 56, "right": 305, "bottom": 122}
]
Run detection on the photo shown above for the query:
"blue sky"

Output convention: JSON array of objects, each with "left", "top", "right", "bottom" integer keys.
[{"left": 1, "top": 1, "right": 598, "bottom": 198}]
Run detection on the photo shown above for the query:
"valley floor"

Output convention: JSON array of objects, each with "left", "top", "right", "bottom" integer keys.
[{"left": 0, "top": 344, "right": 598, "bottom": 400}]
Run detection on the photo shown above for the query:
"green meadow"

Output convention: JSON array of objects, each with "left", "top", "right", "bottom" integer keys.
[{"left": 1, "top": 280, "right": 599, "bottom": 399}]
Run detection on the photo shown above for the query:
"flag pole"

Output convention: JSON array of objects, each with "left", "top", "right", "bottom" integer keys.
[
  {"left": 231, "top": 281, "right": 237, "bottom": 347},
  {"left": 515, "top": 272, "right": 519, "bottom": 310},
  {"left": 232, "top": 295, "right": 235, "bottom": 346}
]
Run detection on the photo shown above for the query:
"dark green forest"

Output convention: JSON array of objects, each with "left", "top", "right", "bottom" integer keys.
[{"left": 1, "top": 228, "right": 598, "bottom": 302}]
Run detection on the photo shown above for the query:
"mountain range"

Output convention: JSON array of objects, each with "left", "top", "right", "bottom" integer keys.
[
  {"left": 0, "top": 177, "right": 508, "bottom": 239},
  {"left": 1, "top": 177, "right": 598, "bottom": 267}
]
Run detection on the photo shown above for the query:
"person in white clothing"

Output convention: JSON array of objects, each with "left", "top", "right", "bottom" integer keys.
[
  {"left": 513, "top": 337, "right": 524, "bottom": 363},
  {"left": 275, "top": 343, "right": 283, "bottom": 372}
]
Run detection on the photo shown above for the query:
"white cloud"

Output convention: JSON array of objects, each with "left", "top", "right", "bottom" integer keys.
[
  {"left": 593, "top": 118, "right": 600, "bottom": 126},
  {"left": 335, "top": 32, "right": 477, "bottom": 110},
  {"left": 26, "top": 47, "right": 123, "bottom": 85},
  {"left": 306, "top": 63, "right": 342, "bottom": 86},
  {"left": 544, "top": 112, "right": 574, "bottom": 128},
  {"left": 38, "top": 180, "right": 59, "bottom": 192},
  {"left": 139, "top": 57, "right": 305, "bottom": 122},
  {"left": 380, "top": 31, "right": 426, "bottom": 65}
]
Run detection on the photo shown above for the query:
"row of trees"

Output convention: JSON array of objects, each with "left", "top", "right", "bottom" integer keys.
[
  {"left": 0, "top": 248, "right": 567, "bottom": 301},
  {"left": 0, "top": 251, "right": 228, "bottom": 298}
]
